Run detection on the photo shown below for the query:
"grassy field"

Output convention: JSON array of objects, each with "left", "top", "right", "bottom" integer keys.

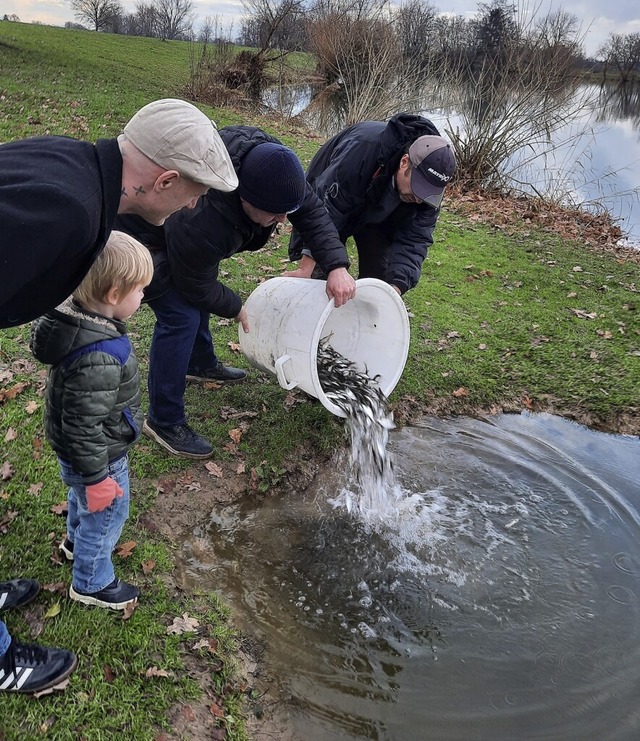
[{"left": 1, "top": 19, "right": 639, "bottom": 741}]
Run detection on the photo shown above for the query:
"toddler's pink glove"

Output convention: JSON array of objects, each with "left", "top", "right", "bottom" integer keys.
[{"left": 86, "top": 477, "right": 123, "bottom": 513}]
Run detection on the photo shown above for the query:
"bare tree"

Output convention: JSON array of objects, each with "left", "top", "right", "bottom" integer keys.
[
  {"left": 431, "top": 1, "right": 590, "bottom": 194},
  {"left": 304, "top": 0, "right": 433, "bottom": 127},
  {"left": 71, "top": 0, "right": 123, "bottom": 31},
  {"left": 155, "top": 0, "right": 194, "bottom": 40},
  {"left": 239, "top": 0, "right": 306, "bottom": 51},
  {"left": 598, "top": 32, "right": 640, "bottom": 83},
  {"left": 395, "top": 0, "right": 438, "bottom": 67},
  {"left": 123, "top": 2, "right": 160, "bottom": 37}
]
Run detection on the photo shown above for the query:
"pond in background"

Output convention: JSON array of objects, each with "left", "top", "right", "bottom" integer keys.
[
  {"left": 263, "top": 82, "right": 640, "bottom": 247},
  {"left": 174, "top": 412, "right": 640, "bottom": 741}
]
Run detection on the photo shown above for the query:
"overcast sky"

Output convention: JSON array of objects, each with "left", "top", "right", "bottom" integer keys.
[{"left": 2, "top": 0, "right": 640, "bottom": 57}]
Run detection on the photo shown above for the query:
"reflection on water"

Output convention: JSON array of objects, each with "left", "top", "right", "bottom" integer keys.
[
  {"left": 263, "top": 80, "right": 640, "bottom": 246},
  {"left": 176, "top": 413, "right": 640, "bottom": 740}
]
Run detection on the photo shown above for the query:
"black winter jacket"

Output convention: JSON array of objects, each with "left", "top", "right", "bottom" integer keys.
[
  {"left": 115, "top": 126, "right": 350, "bottom": 318},
  {"left": 30, "top": 300, "right": 143, "bottom": 485},
  {"left": 289, "top": 113, "right": 443, "bottom": 294},
  {"left": 0, "top": 136, "right": 123, "bottom": 327}
]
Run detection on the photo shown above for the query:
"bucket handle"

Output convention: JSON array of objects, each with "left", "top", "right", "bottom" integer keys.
[{"left": 274, "top": 354, "right": 298, "bottom": 390}]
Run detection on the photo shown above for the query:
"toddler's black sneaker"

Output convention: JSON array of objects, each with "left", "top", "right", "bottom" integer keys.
[{"left": 69, "top": 578, "right": 139, "bottom": 610}]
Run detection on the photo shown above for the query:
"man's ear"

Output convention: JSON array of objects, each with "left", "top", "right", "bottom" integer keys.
[{"left": 155, "top": 170, "right": 180, "bottom": 191}]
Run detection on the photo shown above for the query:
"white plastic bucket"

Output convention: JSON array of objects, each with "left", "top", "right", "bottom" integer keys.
[{"left": 238, "top": 277, "right": 410, "bottom": 417}]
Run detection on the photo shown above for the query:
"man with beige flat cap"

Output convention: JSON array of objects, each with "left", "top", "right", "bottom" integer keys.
[
  {"left": 0, "top": 98, "right": 236, "bottom": 693},
  {"left": 0, "top": 97, "right": 237, "bottom": 329}
]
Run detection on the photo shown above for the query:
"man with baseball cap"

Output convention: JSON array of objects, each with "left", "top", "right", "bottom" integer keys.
[
  {"left": 0, "top": 98, "right": 236, "bottom": 328},
  {"left": 116, "top": 125, "right": 356, "bottom": 459},
  {"left": 288, "top": 113, "right": 456, "bottom": 295}
]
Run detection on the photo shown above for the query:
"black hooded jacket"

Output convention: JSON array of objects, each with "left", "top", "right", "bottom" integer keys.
[
  {"left": 289, "top": 113, "right": 443, "bottom": 294},
  {"left": 116, "top": 126, "right": 350, "bottom": 319}
]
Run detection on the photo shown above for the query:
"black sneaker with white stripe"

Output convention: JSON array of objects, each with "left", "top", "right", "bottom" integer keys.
[
  {"left": 0, "top": 579, "right": 40, "bottom": 612},
  {"left": 0, "top": 639, "right": 77, "bottom": 693}
]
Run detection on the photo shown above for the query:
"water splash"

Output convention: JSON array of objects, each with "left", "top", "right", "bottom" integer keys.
[{"left": 317, "top": 338, "right": 404, "bottom": 518}]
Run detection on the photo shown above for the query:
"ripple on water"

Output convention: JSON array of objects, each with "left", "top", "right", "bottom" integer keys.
[{"left": 178, "top": 412, "right": 640, "bottom": 741}]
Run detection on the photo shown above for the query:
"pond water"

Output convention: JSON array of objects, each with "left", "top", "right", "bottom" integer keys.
[
  {"left": 175, "top": 412, "right": 640, "bottom": 741},
  {"left": 263, "top": 82, "right": 640, "bottom": 247}
]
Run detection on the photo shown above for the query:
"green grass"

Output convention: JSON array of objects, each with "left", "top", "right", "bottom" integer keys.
[{"left": 1, "top": 19, "right": 639, "bottom": 740}]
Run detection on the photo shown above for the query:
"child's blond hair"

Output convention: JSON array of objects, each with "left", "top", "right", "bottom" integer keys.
[{"left": 74, "top": 231, "right": 153, "bottom": 307}]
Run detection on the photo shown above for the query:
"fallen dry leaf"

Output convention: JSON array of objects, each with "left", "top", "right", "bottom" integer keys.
[
  {"left": 4, "top": 427, "right": 17, "bottom": 442},
  {"left": 452, "top": 387, "right": 468, "bottom": 398},
  {"left": 205, "top": 461, "right": 223, "bottom": 478},
  {"left": 235, "top": 461, "right": 246, "bottom": 475},
  {"left": 227, "top": 341, "right": 242, "bottom": 353},
  {"left": 25, "top": 400, "right": 39, "bottom": 414},
  {"left": 167, "top": 613, "right": 200, "bottom": 635},
  {"left": 145, "top": 666, "right": 172, "bottom": 678},
  {"left": 0, "top": 510, "right": 18, "bottom": 533},
  {"left": 42, "top": 582, "right": 66, "bottom": 595},
  {"left": 141, "top": 559, "right": 156, "bottom": 575},
  {"left": 193, "top": 637, "right": 219, "bottom": 653},
  {"left": 0, "top": 380, "right": 29, "bottom": 403},
  {"left": 33, "top": 679, "right": 71, "bottom": 697},
  {"left": 115, "top": 541, "right": 137, "bottom": 558},
  {"left": 228, "top": 428, "right": 242, "bottom": 444},
  {"left": 104, "top": 665, "right": 116, "bottom": 683},
  {"left": 1, "top": 461, "right": 14, "bottom": 481},
  {"left": 209, "top": 702, "right": 225, "bottom": 719},
  {"left": 570, "top": 308, "right": 597, "bottom": 320},
  {"left": 50, "top": 501, "right": 68, "bottom": 516},
  {"left": 29, "top": 482, "right": 44, "bottom": 496},
  {"left": 122, "top": 601, "right": 138, "bottom": 620}
]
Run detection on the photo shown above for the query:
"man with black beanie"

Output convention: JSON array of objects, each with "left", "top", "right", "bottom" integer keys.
[{"left": 116, "top": 126, "right": 355, "bottom": 459}]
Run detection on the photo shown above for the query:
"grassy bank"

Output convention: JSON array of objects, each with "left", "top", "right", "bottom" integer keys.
[{"left": 1, "top": 20, "right": 639, "bottom": 741}]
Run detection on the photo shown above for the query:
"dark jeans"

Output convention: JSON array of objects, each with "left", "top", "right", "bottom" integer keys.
[
  {"left": 353, "top": 225, "right": 392, "bottom": 280},
  {"left": 311, "top": 225, "right": 391, "bottom": 281},
  {"left": 147, "top": 286, "right": 218, "bottom": 426}
]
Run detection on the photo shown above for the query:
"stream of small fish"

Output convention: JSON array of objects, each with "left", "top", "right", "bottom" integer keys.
[{"left": 174, "top": 412, "right": 640, "bottom": 740}]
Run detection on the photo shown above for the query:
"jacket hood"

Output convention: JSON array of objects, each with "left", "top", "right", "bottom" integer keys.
[
  {"left": 379, "top": 113, "right": 441, "bottom": 166},
  {"left": 30, "top": 300, "right": 124, "bottom": 367}
]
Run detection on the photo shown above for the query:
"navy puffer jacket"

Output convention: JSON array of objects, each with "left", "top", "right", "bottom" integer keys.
[
  {"left": 289, "top": 113, "right": 443, "bottom": 294},
  {"left": 30, "top": 300, "right": 143, "bottom": 484}
]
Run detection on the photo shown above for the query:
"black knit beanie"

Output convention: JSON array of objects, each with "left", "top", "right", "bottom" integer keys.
[{"left": 237, "top": 142, "right": 306, "bottom": 213}]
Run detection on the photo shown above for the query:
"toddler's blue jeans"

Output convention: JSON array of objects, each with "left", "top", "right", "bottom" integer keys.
[{"left": 58, "top": 455, "right": 130, "bottom": 594}]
